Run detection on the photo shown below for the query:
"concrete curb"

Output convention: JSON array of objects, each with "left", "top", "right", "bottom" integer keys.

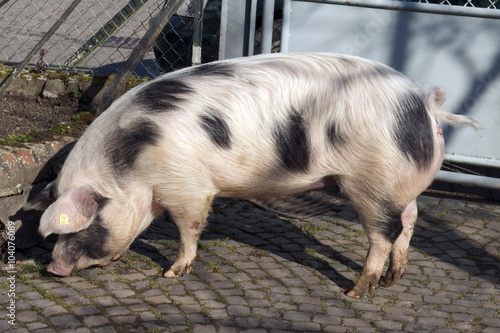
[
  {"left": 0, "top": 74, "right": 93, "bottom": 99},
  {"left": 0, "top": 71, "right": 111, "bottom": 108}
]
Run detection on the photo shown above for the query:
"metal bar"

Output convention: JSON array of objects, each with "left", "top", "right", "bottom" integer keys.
[
  {"left": 261, "top": 0, "right": 275, "bottom": 54},
  {"left": 435, "top": 170, "right": 500, "bottom": 190},
  {"left": 192, "top": 0, "right": 203, "bottom": 66},
  {"left": 0, "top": 0, "right": 10, "bottom": 10},
  {"left": 96, "top": 0, "right": 184, "bottom": 114},
  {"left": 219, "top": 0, "right": 229, "bottom": 60},
  {"left": 0, "top": 0, "right": 83, "bottom": 96},
  {"left": 296, "top": 0, "right": 500, "bottom": 20},
  {"left": 219, "top": 0, "right": 247, "bottom": 60},
  {"left": 247, "top": 0, "right": 258, "bottom": 56},
  {"left": 444, "top": 154, "right": 500, "bottom": 169},
  {"left": 63, "top": 0, "right": 149, "bottom": 70},
  {"left": 280, "top": 0, "right": 292, "bottom": 53}
]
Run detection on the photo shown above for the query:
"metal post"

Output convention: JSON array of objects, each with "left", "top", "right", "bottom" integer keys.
[
  {"left": 0, "top": 0, "right": 83, "bottom": 96},
  {"left": 192, "top": 0, "right": 203, "bottom": 66},
  {"left": 96, "top": 0, "right": 184, "bottom": 114},
  {"left": 219, "top": 0, "right": 248, "bottom": 60},
  {"left": 247, "top": 0, "right": 258, "bottom": 56},
  {"left": 261, "top": 0, "right": 275, "bottom": 54},
  {"left": 280, "top": 0, "right": 291, "bottom": 53}
]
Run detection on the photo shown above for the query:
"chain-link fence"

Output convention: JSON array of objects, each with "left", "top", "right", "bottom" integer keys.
[
  {"left": 1, "top": 0, "right": 497, "bottom": 79},
  {"left": 407, "top": 0, "right": 496, "bottom": 7},
  {"left": 0, "top": 0, "right": 203, "bottom": 78}
]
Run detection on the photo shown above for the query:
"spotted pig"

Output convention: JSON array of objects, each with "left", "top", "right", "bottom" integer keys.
[{"left": 27, "top": 53, "right": 479, "bottom": 298}]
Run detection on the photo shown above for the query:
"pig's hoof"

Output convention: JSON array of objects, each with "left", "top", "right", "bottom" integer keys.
[
  {"left": 346, "top": 273, "right": 379, "bottom": 298},
  {"left": 163, "top": 269, "right": 178, "bottom": 278},
  {"left": 97, "top": 261, "right": 111, "bottom": 267},
  {"left": 112, "top": 253, "right": 122, "bottom": 261},
  {"left": 164, "top": 262, "right": 194, "bottom": 278},
  {"left": 164, "top": 266, "right": 185, "bottom": 278},
  {"left": 379, "top": 265, "right": 406, "bottom": 288},
  {"left": 345, "top": 289, "right": 364, "bottom": 299},
  {"left": 379, "top": 273, "right": 397, "bottom": 288}
]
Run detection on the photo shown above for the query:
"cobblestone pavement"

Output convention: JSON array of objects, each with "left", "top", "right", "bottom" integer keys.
[{"left": 1, "top": 193, "right": 500, "bottom": 332}]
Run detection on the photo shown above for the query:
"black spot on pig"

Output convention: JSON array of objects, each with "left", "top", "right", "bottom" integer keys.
[
  {"left": 384, "top": 213, "right": 403, "bottom": 244},
  {"left": 200, "top": 109, "right": 231, "bottom": 149},
  {"left": 394, "top": 92, "right": 434, "bottom": 170},
  {"left": 274, "top": 111, "right": 310, "bottom": 172},
  {"left": 188, "top": 62, "right": 235, "bottom": 78},
  {"left": 107, "top": 119, "right": 161, "bottom": 174},
  {"left": 64, "top": 214, "right": 110, "bottom": 264},
  {"left": 136, "top": 79, "right": 192, "bottom": 111},
  {"left": 326, "top": 122, "right": 344, "bottom": 147},
  {"left": 378, "top": 204, "right": 403, "bottom": 243}
]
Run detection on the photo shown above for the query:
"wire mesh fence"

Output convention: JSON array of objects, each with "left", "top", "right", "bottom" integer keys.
[
  {"left": 0, "top": 0, "right": 197, "bottom": 78},
  {"left": 0, "top": 0, "right": 498, "bottom": 80},
  {"left": 406, "top": 0, "right": 497, "bottom": 7}
]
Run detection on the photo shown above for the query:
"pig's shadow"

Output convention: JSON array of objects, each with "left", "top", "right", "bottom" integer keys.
[
  {"left": 132, "top": 195, "right": 500, "bottom": 291},
  {"left": 133, "top": 196, "right": 363, "bottom": 292}
]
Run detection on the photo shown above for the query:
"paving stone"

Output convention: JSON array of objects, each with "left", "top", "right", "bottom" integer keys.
[
  {"left": 193, "top": 324, "right": 216, "bottom": 333},
  {"left": 73, "top": 305, "right": 101, "bottom": 316},
  {"left": 290, "top": 321, "right": 321, "bottom": 331},
  {"left": 113, "top": 288, "right": 138, "bottom": 298},
  {"left": 93, "top": 327, "right": 118, "bottom": 333},
  {"left": 139, "top": 311, "right": 157, "bottom": 322},
  {"left": 81, "top": 288, "right": 107, "bottom": 296},
  {"left": 82, "top": 315, "right": 110, "bottom": 326},
  {"left": 26, "top": 322, "right": 48, "bottom": 330},
  {"left": 93, "top": 296, "right": 120, "bottom": 307},
  {"left": 105, "top": 306, "right": 131, "bottom": 316},
  {"left": 42, "top": 305, "right": 67, "bottom": 316},
  {"left": 162, "top": 313, "right": 186, "bottom": 324},
  {"left": 50, "top": 315, "right": 81, "bottom": 326},
  {"left": 234, "top": 316, "right": 260, "bottom": 328},
  {"left": 227, "top": 305, "right": 251, "bottom": 316},
  {"left": 283, "top": 310, "right": 311, "bottom": 322},
  {"left": 28, "top": 299, "right": 57, "bottom": 308},
  {"left": 16, "top": 310, "right": 39, "bottom": 322},
  {"left": 111, "top": 315, "right": 136, "bottom": 324}
]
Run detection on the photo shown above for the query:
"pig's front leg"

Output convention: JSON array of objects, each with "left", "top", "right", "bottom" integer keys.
[
  {"left": 379, "top": 199, "right": 417, "bottom": 287},
  {"left": 163, "top": 193, "right": 213, "bottom": 278}
]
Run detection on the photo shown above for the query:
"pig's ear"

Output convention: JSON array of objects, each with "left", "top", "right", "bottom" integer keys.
[
  {"left": 23, "top": 181, "right": 58, "bottom": 211},
  {"left": 426, "top": 87, "right": 447, "bottom": 107},
  {"left": 38, "top": 187, "right": 102, "bottom": 238}
]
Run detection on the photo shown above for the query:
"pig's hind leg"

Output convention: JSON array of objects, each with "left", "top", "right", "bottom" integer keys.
[
  {"left": 162, "top": 191, "right": 215, "bottom": 278},
  {"left": 343, "top": 189, "right": 410, "bottom": 299},
  {"left": 379, "top": 199, "right": 417, "bottom": 287}
]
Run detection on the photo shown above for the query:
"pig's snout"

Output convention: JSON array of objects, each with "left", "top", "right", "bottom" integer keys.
[{"left": 46, "top": 260, "right": 73, "bottom": 277}]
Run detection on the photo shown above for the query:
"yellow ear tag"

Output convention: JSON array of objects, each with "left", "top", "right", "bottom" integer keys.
[{"left": 59, "top": 214, "right": 69, "bottom": 225}]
